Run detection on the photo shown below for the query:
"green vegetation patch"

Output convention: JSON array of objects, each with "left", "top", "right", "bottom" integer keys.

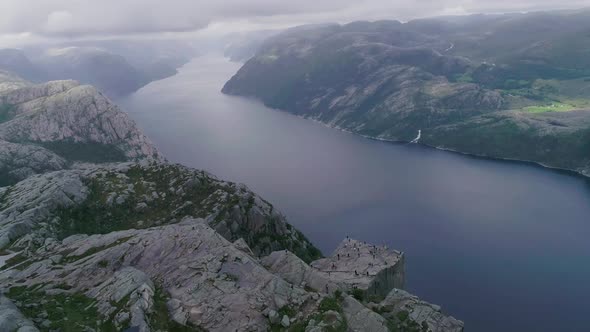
[
  {"left": 53, "top": 164, "right": 321, "bottom": 263},
  {"left": 62, "top": 236, "right": 133, "bottom": 264},
  {"left": 149, "top": 286, "right": 203, "bottom": 331},
  {"left": 0, "top": 253, "right": 36, "bottom": 271},
  {"left": 0, "top": 103, "right": 16, "bottom": 123},
  {"left": 274, "top": 291, "right": 348, "bottom": 332},
  {"left": 349, "top": 288, "right": 365, "bottom": 302},
  {"left": 248, "top": 219, "right": 322, "bottom": 263},
  {"left": 453, "top": 72, "right": 474, "bottom": 83},
  {"left": 53, "top": 165, "right": 216, "bottom": 239},
  {"left": 39, "top": 141, "right": 127, "bottom": 163},
  {"left": 521, "top": 102, "right": 579, "bottom": 113},
  {"left": 7, "top": 285, "right": 117, "bottom": 332},
  {"left": 425, "top": 112, "right": 590, "bottom": 174},
  {"left": 385, "top": 309, "right": 430, "bottom": 332}
]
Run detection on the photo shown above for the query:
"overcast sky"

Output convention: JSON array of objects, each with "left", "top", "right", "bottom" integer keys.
[{"left": 1, "top": 0, "right": 589, "bottom": 47}]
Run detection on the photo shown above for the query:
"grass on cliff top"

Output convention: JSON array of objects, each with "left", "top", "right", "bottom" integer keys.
[
  {"left": 53, "top": 164, "right": 322, "bottom": 263},
  {"left": 272, "top": 291, "right": 348, "bottom": 332},
  {"left": 385, "top": 310, "right": 430, "bottom": 332},
  {"left": 8, "top": 283, "right": 205, "bottom": 332},
  {"left": 7, "top": 285, "right": 117, "bottom": 332},
  {"left": 39, "top": 141, "right": 127, "bottom": 163},
  {"left": 54, "top": 165, "right": 215, "bottom": 239}
]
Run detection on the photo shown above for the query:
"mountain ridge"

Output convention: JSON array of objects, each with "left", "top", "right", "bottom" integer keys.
[{"left": 223, "top": 9, "right": 590, "bottom": 177}]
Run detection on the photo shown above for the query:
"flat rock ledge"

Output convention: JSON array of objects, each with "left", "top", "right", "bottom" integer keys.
[
  {"left": 311, "top": 238, "right": 405, "bottom": 299},
  {"left": 264, "top": 237, "right": 463, "bottom": 332}
]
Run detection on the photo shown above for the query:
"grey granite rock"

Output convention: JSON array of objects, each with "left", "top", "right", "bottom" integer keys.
[
  {"left": 0, "top": 221, "right": 313, "bottom": 332},
  {"left": 0, "top": 81, "right": 162, "bottom": 161},
  {"left": 342, "top": 295, "right": 389, "bottom": 332},
  {"left": 262, "top": 250, "right": 341, "bottom": 294},
  {"left": 0, "top": 168, "right": 88, "bottom": 248},
  {"left": 0, "top": 140, "right": 67, "bottom": 186},
  {"left": 311, "top": 238, "right": 405, "bottom": 299},
  {"left": 0, "top": 295, "right": 39, "bottom": 332},
  {"left": 281, "top": 314, "right": 291, "bottom": 327},
  {"left": 0, "top": 77, "right": 163, "bottom": 186},
  {"left": 0, "top": 163, "right": 320, "bottom": 265},
  {"left": 378, "top": 288, "right": 464, "bottom": 332},
  {"left": 264, "top": 238, "right": 462, "bottom": 332}
]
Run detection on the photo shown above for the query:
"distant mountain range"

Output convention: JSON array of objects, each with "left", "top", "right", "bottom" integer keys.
[
  {"left": 223, "top": 9, "right": 590, "bottom": 177},
  {"left": 0, "top": 40, "right": 198, "bottom": 98}
]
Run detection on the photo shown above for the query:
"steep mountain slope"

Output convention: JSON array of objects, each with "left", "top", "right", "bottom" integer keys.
[
  {"left": 0, "top": 77, "right": 161, "bottom": 186},
  {"left": 222, "top": 21, "right": 505, "bottom": 141},
  {"left": 223, "top": 10, "right": 590, "bottom": 177},
  {"left": 223, "top": 30, "right": 280, "bottom": 62}
]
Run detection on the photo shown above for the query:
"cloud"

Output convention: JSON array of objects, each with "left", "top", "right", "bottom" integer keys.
[
  {"left": 0, "top": 0, "right": 589, "bottom": 44},
  {"left": 45, "top": 11, "right": 74, "bottom": 34}
]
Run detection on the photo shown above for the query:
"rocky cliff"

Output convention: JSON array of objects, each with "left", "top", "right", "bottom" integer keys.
[
  {"left": 0, "top": 72, "right": 462, "bottom": 331},
  {"left": 0, "top": 219, "right": 461, "bottom": 332},
  {"left": 223, "top": 12, "right": 590, "bottom": 177},
  {"left": 0, "top": 78, "right": 162, "bottom": 186},
  {"left": 0, "top": 162, "right": 320, "bottom": 262}
]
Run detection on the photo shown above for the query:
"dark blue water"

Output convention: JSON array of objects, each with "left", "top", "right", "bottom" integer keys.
[{"left": 119, "top": 55, "right": 590, "bottom": 332}]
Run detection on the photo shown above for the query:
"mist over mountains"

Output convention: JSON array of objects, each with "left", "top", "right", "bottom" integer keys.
[{"left": 0, "top": 40, "right": 198, "bottom": 97}]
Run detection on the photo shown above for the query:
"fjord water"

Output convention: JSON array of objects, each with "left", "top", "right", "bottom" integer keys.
[{"left": 120, "top": 55, "right": 590, "bottom": 332}]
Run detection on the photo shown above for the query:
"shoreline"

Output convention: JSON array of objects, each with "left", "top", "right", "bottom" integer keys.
[
  {"left": 310, "top": 115, "right": 590, "bottom": 182},
  {"left": 229, "top": 94, "right": 590, "bottom": 183}
]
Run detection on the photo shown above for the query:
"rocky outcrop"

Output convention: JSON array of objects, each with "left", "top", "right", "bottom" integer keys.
[
  {"left": 311, "top": 238, "right": 405, "bottom": 299},
  {"left": 263, "top": 238, "right": 461, "bottom": 332},
  {"left": 0, "top": 221, "right": 315, "bottom": 331},
  {"left": 374, "top": 289, "right": 465, "bottom": 332},
  {"left": 0, "top": 78, "right": 162, "bottom": 186},
  {"left": 0, "top": 162, "right": 320, "bottom": 263},
  {"left": 87, "top": 267, "right": 155, "bottom": 332},
  {"left": 0, "top": 81, "right": 161, "bottom": 160},
  {"left": 0, "top": 223, "right": 462, "bottom": 332},
  {"left": 0, "top": 166, "right": 88, "bottom": 249},
  {"left": 0, "top": 295, "right": 39, "bottom": 332},
  {"left": 0, "top": 140, "right": 67, "bottom": 185},
  {"left": 342, "top": 295, "right": 389, "bottom": 332},
  {"left": 262, "top": 250, "right": 341, "bottom": 294}
]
